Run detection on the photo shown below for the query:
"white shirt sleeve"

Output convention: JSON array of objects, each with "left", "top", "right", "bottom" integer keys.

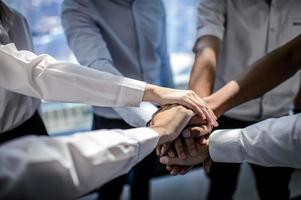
[
  {"left": 0, "top": 127, "right": 159, "bottom": 200},
  {"left": 0, "top": 43, "right": 146, "bottom": 107},
  {"left": 114, "top": 103, "right": 158, "bottom": 127},
  {"left": 196, "top": 0, "right": 226, "bottom": 40},
  {"left": 209, "top": 114, "right": 301, "bottom": 168}
]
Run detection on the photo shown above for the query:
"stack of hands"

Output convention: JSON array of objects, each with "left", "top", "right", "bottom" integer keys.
[{"left": 147, "top": 92, "right": 218, "bottom": 176}]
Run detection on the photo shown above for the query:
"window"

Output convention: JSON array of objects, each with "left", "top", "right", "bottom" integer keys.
[{"left": 5, "top": 0, "right": 198, "bottom": 134}]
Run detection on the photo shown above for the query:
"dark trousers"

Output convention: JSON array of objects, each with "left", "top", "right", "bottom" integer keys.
[
  {"left": 93, "top": 114, "right": 157, "bottom": 200},
  {"left": 0, "top": 111, "right": 48, "bottom": 145},
  {"left": 207, "top": 116, "right": 294, "bottom": 200}
]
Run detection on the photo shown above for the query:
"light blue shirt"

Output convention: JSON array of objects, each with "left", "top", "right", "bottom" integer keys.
[{"left": 62, "top": 0, "right": 174, "bottom": 126}]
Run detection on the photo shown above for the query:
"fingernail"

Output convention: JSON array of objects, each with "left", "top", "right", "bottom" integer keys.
[
  {"left": 182, "top": 131, "right": 190, "bottom": 138},
  {"left": 160, "top": 157, "right": 168, "bottom": 164},
  {"left": 161, "top": 146, "right": 165, "bottom": 155}
]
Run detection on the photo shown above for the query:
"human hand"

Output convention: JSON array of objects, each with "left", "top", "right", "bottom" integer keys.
[
  {"left": 149, "top": 105, "right": 194, "bottom": 145},
  {"left": 143, "top": 84, "right": 218, "bottom": 127},
  {"left": 182, "top": 116, "right": 213, "bottom": 138},
  {"left": 159, "top": 141, "right": 209, "bottom": 170},
  {"left": 156, "top": 115, "right": 213, "bottom": 156},
  {"left": 164, "top": 157, "right": 212, "bottom": 176}
]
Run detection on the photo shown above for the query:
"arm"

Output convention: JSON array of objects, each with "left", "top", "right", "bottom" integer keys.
[
  {"left": 61, "top": 1, "right": 157, "bottom": 127},
  {"left": 189, "top": 0, "right": 225, "bottom": 97},
  {"left": 0, "top": 105, "right": 194, "bottom": 199},
  {"left": 190, "top": 36, "right": 221, "bottom": 97},
  {"left": 209, "top": 114, "right": 301, "bottom": 168},
  {"left": 0, "top": 43, "right": 216, "bottom": 122},
  {"left": 0, "top": 128, "right": 159, "bottom": 199},
  {"left": 0, "top": 44, "right": 145, "bottom": 107},
  {"left": 207, "top": 34, "right": 301, "bottom": 117},
  {"left": 160, "top": 114, "right": 301, "bottom": 169}
]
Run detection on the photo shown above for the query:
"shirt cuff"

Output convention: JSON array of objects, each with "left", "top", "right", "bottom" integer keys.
[
  {"left": 116, "top": 78, "right": 146, "bottom": 107},
  {"left": 196, "top": 26, "right": 224, "bottom": 41},
  {"left": 209, "top": 129, "right": 244, "bottom": 163},
  {"left": 124, "top": 128, "right": 159, "bottom": 162},
  {"left": 114, "top": 102, "right": 158, "bottom": 127}
]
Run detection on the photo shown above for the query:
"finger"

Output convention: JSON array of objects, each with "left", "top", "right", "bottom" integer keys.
[
  {"left": 189, "top": 95, "right": 216, "bottom": 125},
  {"left": 170, "top": 165, "right": 182, "bottom": 176},
  {"left": 182, "top": 128, "right": 191, "bottom": 138},
  {"left": 190, "top": 125, "right": 211, "bottom": 137},
  {"left": 184, "top": 138, "right": 197, "bottom": 156},
  {"left": 174, "top": 138, "right": 186, "bottom": 159},
  {"left": 161, "top": 142, "right": 171, "bottom": 156},
  {"left": 184, "top": 99, "right": 206, "bottom": 121},
  {"left": 156, "top": 145, "right": 162, "bottom": 156},
  {"left": 203, "top": 157, "right": 213, "bottom": 173},
  {"left": 166, "top": 165, "right": 172, "bottom": 171},
  {"left": 179, "top": 166, "right": 193, "bottom": 175},
  {"left": 197, "top": 137, "right": 209, "bottom": 146},
  {"left": 160, "top": 156, "right": 183, "bottom": 166},
  {"left": 168, "top": 147, "right": 176, "bottom": 158}
]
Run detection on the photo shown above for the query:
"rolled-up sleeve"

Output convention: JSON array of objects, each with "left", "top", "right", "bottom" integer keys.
[
  {"left": 196, "top": 0, "right": 226, "bottom": 41},
  {"left": 0, "top": 128, "right": 159, "bottom": 200},
  {"left": 209, "top": 114, "right": 301, "bottom": 168}
]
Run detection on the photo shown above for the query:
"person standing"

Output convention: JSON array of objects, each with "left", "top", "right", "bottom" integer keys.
[
  {"left": 0, "top": 1, "right": 48, "bottom": 144},
  {"left": 189, "top": 0, "right": 301, "bottom": 199},
  {"left": 61, "top": 0, "right": 174, "bottom": 199}
]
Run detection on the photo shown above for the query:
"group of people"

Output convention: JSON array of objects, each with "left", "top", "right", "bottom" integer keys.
[{"left": 0, "top": 0, "right": 300, "bottom": 199}]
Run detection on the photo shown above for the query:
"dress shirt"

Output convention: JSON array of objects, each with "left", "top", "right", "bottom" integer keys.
[
  {"left": 0, "top": 127, "right": 159, "bottom": 199},
  {"left": 0, "top": 43, "right": 148, "bottom": 132},
  {"left": 61, "top": 0, "right": 174, "bottom": 127},
  {"left": 0, "top": 6, "right": 41, "bottom": 133},
  {"left": 196, "top": 0, "right": 301, "bottom": 121},
  {"left": 209, "top": 114, "right": 301, "bottom": 168}
]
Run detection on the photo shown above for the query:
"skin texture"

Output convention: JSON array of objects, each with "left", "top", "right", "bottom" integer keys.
[
  {"left": 149, "top": 105, "right": 194, "bottom": 145},
  {"left": 143, "top": 84, "right": 217, "bottom": 126},
  {"left": 159, "top": 34, "right": 301, "bottom": 175}
]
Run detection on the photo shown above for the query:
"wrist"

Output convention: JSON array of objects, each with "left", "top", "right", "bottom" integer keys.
[
  {"left": 143, "top": 84, "right": 156, "bottom": 103},
  {"left": 204, "top": 95, "right": 223, "bottom": 118},
  {"left": 150, "top": 127, "right": 170, "bottom": 145}
]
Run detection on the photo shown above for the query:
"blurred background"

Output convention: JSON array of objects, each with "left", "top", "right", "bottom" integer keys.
[
  {"left": 4, "top": 0, "right": 301, "bottom": 199},
  {"left": 5, "top": 0, "right": 197, "bottom": 134}
]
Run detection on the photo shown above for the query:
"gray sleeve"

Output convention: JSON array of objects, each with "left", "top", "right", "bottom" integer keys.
[
  {"left": 61, "top": 0, "right": 120, "bottom": 75},
  {"left": 209, "top": 114, "right": 301, "bottom": 168},
  {"left": 196, "top": 0, "right": 227, "bottom": 41},
  {"left": 61, "top": 0, "right": 158, "bottom": 127}
]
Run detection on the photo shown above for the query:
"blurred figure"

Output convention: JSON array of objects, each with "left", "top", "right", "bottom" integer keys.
[
  {"left": 189, "top": 0, "right": 301, "bottom": 200},
  {"left": 0, "top": 1, "right": 48, "bottom": 144},
  {"left": 62, "top": 0, "right": 174, "bottom": 199}
]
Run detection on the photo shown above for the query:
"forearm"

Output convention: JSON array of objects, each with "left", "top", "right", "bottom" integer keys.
[
  {"left": 114, "top": 103, "right": 158, "bottom": 127},
  {"left": 189, "top": 36, "right": 220, "bottom": 97},
  {"left": 209, "top": 114, "right": 301, "bottom": 168},
  {"left": 0, "top": 128, "right": 159, "bottom": 199},
  {"left": 0, "top": 44, "right": 146, "bottom": 107},
  {"left": 207, "top": 34, "right": 301, "bottom": 116}
]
